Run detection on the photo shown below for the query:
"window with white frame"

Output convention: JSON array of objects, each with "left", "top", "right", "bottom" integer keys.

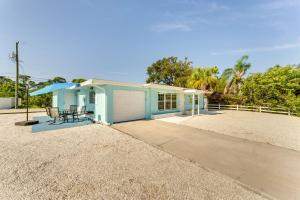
[
  {"left": 157, "top": 93, "right": 177, "bottom": 110},
  {"left": 172, "top": 93, "right": 177, "bottom": 109},
  {"left": 158, "top": 94, "right": 164, "bottom": 110},
  {"left": 165, "top": 93, "right": 171, "bottom": 109}
]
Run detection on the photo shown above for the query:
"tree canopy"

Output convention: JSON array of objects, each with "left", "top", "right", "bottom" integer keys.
[
  {"left": 0, "top": 76, "right": 70, "bottom": 108},
  {"left": 241, "top": 65, "right": 300, "bottom": 111},
  {"left": 188, "top": 66, "right": 219, "bottom": 91},
  {"left": 51, "top": 77, "right": 66, "bottom": 83},
  {"left": 223, "top": 55, "right": 251, "bottom": 94},
  {"left": 72, "top": 78, "right": 87, "bottom": 83},
  {"left": 146, "top": 57, "right": 193, "bottom": 87}
]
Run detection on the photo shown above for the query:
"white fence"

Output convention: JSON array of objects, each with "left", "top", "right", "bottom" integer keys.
[
  {"left": 0, "top": 98, "right": 21, "bottom": 109},
  {"left": 208, "top": 104, "right": 297, "bottom": 116}
]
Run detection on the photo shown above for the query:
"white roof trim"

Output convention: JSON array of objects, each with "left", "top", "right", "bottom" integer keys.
[
  {"left": 184, "top": 89, "right": 205, "bottom": 94},
  {"left": 81, "top": 79, "right": 142, "bottom": 88},
  {"left": 143, "top": 83, "right": 184, "bottom": 91}
]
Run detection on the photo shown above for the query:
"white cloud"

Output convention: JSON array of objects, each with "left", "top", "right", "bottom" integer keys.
[
  {"left": 207, "top": 2, "right": 230, "bottom": 11},
  {"left": 151, "top": 22, "right": 191, "bottom": 32},
  {"left": 211, "top": 39, "right": 300, "bottom": 55},
  {"left": 258, "top": 0, "right": 300, "bottom": 10}
]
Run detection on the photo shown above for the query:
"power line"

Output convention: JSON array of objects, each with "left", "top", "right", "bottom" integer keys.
[{"left": 0, "top": 73, "right": 51, "bottom": 81}]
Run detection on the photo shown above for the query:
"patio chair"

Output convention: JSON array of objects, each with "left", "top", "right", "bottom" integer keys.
[
  {"left": 45, "top": 107, "right": 51, "bottom": 117},
  {"left": 45, "top": 107, "right": 52, "bottom": 122},
  {"left": 70, "top": 105, "right": 78, "bottom": 114},
  {"left": 49, "top": 107, "right": 64, "bottom": 124},
  {"left": 72, "top": 106, "right": 86, "bottom": 121}
]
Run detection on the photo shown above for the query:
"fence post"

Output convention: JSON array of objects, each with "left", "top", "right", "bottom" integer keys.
[
  {"left": 218, "top": 103, "right": 220, "bottom": 110},
  {"left": 259, "top": 106, "right": 261, "bottom": 112},
  {"left": 288, "top": 109, "right": 291, "bottom": 116},
  {"left": 237, "top": 104, "right": 239, "bottom": 111}
]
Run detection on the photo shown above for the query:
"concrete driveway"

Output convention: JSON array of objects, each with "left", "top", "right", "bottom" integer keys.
[{"left": 113, "top": 120, "right": 300, "bottom": 200}]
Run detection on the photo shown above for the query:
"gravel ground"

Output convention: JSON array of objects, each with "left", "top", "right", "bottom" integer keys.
[
  {"left": 0, "top": 113, "right": 266, "bottom": 200},
  {"left": 180, "top": 110, "right": 300, "bottom": 151}
]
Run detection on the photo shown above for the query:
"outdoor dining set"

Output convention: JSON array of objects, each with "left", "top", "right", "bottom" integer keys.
[{"left": 45, "top": 105, "right": 93, "bottom": 124}]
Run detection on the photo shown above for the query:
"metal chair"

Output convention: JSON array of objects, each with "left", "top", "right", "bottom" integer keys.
[
  {"left": 49, "top": 107, "right": 64, "bottom": 124},
  {"left": 70, "top": 105, "right": 77, "bottom": 114},
  {"left": 45, "top": 107, "right": 52, "bottom": 122},
  {"left": 73, "top": 106, "right": 86, "bottom": 121},
  {"left": 45, "top": 107, "right": 51, "bottom": 117}
]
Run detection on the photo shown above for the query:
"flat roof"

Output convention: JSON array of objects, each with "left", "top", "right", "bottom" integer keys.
[{"left": 80, "top": 79, "right": 207, "bottom": 93}]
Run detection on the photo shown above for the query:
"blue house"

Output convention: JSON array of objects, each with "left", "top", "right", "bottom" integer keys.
[{"left": 52, "top": 79, "right": 206, "bottom": 125}]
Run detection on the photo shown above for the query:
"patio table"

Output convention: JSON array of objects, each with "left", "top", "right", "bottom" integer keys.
[{"left": 60, "top": 110, "right": 75, "bottom": 123}]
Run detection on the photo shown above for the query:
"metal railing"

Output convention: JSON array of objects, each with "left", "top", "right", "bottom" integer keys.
[{"left": 208, "top": 104, "right": 298, "bottom": 116}]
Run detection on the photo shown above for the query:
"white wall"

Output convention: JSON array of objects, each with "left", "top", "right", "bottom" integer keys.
[
  {"left": 0, "top": 97, "right": 21, "bottom": 109},
  {"left": 63, "top": 91, "right": 75, "bottom": 109},
  {"left": 95, "top": 88, "right": 106, "bottom": 123}
]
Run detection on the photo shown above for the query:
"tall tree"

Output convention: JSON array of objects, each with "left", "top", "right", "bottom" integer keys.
[
  {"left": 146, "top": 57, "right": 193, "bottom": 87},
  {"left": 51, "top": 77, "right": 66, "bottom": 83},
  {"left": 0, "top": 76, "right": 15, "bottom": 97},
  {"left": 223, "top": 55, "right": 251, "bottom": 94},
  {"left": 72, "top": 78, "right": 87, "bottom": 83},
  {"left": 188, "top": 66, "right": 219, "bottom": 90},
  {"left": 241, "top": 65, "right": 300, "bottom": 114}
]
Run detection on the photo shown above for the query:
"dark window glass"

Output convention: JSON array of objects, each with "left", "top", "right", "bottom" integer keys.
[
  {"left": 89, "top": 91, "right": 95, "bottom": 104},
  {"left": 158, "top": 102, "right": 164, "bottom": 110},
  {"left": 165, "top": 101, "right": 171, "bottom": 109},
  {"left": 158, "top": 93, "right": 164, "bottom": 110},
  {"left": 166, "top": 94, "right": 171, "bottom": 100},
  {"left": 158, "top": 93, "right": 164, "bottom": 101},
  {"left": 172, "top": 94, "right": 177, "bottom": 109}
]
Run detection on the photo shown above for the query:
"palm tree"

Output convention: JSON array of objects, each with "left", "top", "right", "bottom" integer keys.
[
  {"left": 223, "top": 55, "right": 251, "bottom": 94},
  {"left": 188, "top": 66, "right": 219, "bottom": 91}
]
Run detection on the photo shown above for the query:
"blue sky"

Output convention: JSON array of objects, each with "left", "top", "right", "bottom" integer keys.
[{"left": 0, "top": 0, "right": 299, "bottom": 83}]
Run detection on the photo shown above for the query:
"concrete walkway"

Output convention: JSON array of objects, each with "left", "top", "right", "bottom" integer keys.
[{"left": 113, "top": 120, "right": 300, "bottom": 200}]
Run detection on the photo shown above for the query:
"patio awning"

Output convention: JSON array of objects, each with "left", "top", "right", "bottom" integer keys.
[{"left": 30, "top": 82, "right": 77, "bottom": 96}]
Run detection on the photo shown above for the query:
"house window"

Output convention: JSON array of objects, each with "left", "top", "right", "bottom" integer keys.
[
  {"left": 165, "top": 93, "right": 171, "bottom": 109},
  {"left": 172, "top": 94, "right": 177, "bottom": 109},
  {"left": 89, "top": 91, "right": 95, "bottom": 104},
  {"left": 158, "top": 93, "right": 164, "bottom": 110},
  {"left": 157, "top": 93, "right": 177, "bottom": 110}
]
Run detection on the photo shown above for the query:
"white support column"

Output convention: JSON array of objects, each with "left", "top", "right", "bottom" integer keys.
[
  {"left": 192, "top": 94, "right": 195, "bottom": 116},
  {"left": 197, "top": 94, "right": 200, "bottom": 115}
]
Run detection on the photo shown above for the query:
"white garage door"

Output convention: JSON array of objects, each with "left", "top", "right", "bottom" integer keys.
[{"left": 113, "top": 90, "right": 145, "bottom": 123}]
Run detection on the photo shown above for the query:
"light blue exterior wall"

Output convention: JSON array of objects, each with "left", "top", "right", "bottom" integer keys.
[
  {"left": 55, "top": 84, "right": 204, "bottom": 125},
  {"left": 150, "top": 89, "right": 181, "bottom": 116},
  {"left": 55, "top": 90, "right": 65, "bottom": 109}
]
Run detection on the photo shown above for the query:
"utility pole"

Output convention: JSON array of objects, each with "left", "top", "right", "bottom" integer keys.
[{"left": 15, "top": 41, "right": 19, "bottom": 109}]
